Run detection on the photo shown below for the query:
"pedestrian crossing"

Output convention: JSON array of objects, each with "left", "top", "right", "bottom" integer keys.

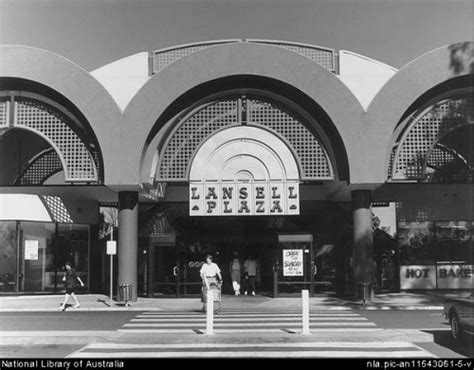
[
  {"left": 68, "top": 342, "right": 436, "bottom": 358},
  {"left": 116, "top": 309, "right": 381, "bottom": 334},
  {"left": 66, "top": 309, "right": 437, "bottom": 358}
]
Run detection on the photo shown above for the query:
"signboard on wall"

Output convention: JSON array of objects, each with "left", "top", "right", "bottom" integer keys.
[
  {"left": 437, "top": 264, "right": 473, "bottom": 289},
  {"left": 400, "top": 265, "right": 436, "bottom": 290},
  {"left": 24, "top": 240, "right": 39, "bottom": 260},
  {"left": 189, "top": 181, "right": 299, "bottom": 216},
  {"left": 283, "top": 249, "right": 303, "bottom": 276},
  {"left": 400, "top": 264, "right": 473, "bottom": 290},
  {"left": 106, "top": 241, "right": 117, "bottom": 255}
]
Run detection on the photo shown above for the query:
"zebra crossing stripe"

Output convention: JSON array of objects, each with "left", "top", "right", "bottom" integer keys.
[
  {"left": 75, "top": 342, "right": 430, "bottom": 349},
  {"left": 123, "top": 322, "right": 377, "bottom": 327},
  {"left": 69, "top": 351, "right": 435, "bottom": 358},
  {"left": 67, "top": 342, "right": 436, "bottom": 358},
  {"left": 136, "top": 313, "right": 361, "bottom": 319},
  {"left": 68, "top": 351, "right": 434, "bottom": 358},
  {"left": 139, "top": 310, "right": 354, "bottom": 315},
  {"left": 131, "top": 317, "right": 368, "bottom": 322},
  {"left": 117, "top": 328, "right": 383, "bottom": 334}
]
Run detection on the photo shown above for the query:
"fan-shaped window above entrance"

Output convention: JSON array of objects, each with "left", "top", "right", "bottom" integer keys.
[{"left": 152, "top": 92, "right": 336, "bottom": 184}]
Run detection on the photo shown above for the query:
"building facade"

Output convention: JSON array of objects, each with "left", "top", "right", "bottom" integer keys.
[{"left": 0, "top": 40, "right": 472, "bottom": 299}]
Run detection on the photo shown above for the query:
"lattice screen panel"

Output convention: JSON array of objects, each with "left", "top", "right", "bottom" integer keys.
[
  {"left": 152, "top": 45, "right": 213, "bottom": 74},
  {"left": 0, "top": 100, "right": 9, "bottom": 128},
  {"left": 157, "top": 96, "right": 334, "bottom": 181},
  {"left": 251, "top": 42, "right": 335, "bottom": 72},
  {"left": 14, "top": 98, "right": 99, "bottom": 182},
  {"left": 150, "top": 40, "right": 336, "bottom": 75},
  {"left": 14, "top": 148, "right": 63, "bottom": 185},
  {"left": 426, "top": 145, "right": 472, "bottom": 183},
  {"left": 249, "top": 99, "right": 333, "bottom": 179},
  {"left": 151, "top": 41, "right": 238, "bottom": 75},
  {"left": 140, "top": 212, "right": 175, "bottom": 237},
  {"left": 158, "top": 99, "right": 239, "bottom": 180},
  {"left": 41, "top": 196, "right": 73, "bottom": 223},
  {"left": 427, "top": 146, "right": 457, "bottom": 169},
  {"left": 392, "top": 97, "right": 473, "bottom": 181}
]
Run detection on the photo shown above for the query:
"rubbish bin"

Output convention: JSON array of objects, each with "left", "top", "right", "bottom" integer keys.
[
  {"left": 118, "top": 283, "right": 132, "bottom": 306},
  {"left": 358, "top": 282, "right": 371, "bottom": 304}
]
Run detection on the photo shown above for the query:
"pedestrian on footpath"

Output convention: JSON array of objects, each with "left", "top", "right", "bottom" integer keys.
[
  {"left": 200, "top": 255, "right": 223, "bottom": 312},
  {"left": 59, "top": 262, "right": 84, "bottom": 311},
  {"left": 243, "top": 255, "right": 257, "bottom": 296},
  {"left": 229, "top": 251, "right": 242, "bottom": 296}
]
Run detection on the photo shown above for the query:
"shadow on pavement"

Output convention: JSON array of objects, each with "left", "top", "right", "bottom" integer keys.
[
  {"left": 96, "top": 298, "right": 111, "bottom": 307},
  {"left": 423, "top": 330, "right": 474, "bottom": 358}
]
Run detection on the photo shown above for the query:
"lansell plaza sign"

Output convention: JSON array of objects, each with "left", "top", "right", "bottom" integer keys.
[{"left": 189, "top": 181, "right": 300, "bottom": 216}]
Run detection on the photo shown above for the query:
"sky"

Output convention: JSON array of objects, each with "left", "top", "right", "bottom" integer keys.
[{"left": 0, "top": 0, "right": 472, "bottom": 71}]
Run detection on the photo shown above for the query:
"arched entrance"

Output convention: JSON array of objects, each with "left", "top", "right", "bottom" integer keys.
[{"left": 140, "top": 90, "right": 349, "bottom": 298}]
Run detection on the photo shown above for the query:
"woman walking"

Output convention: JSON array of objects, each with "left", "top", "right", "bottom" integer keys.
[
  {"left": 200, "top": 254, "right": 222, "bottom": 313},
  {"left": 59, "top": 262, "right": 84, "bottom": 311}
]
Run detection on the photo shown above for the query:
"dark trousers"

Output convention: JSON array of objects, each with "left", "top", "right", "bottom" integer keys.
[{"left": 246, "top": 276, "right": 256, "bottom": 292}]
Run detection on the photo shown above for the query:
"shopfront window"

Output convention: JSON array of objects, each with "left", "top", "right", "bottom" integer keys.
[
  {"left": 0, "top": 221, "right": 90, "bottom": 295},
  {"left": 398, "top": 220, "right": 473, "bottom": 291},
  {"left": 398, "top": 220, "right": 474, "bottom": 265},
  {"left": 0, "top": 222, "right": 17, "bottom": 293},
  {"left": 434, "top": 221, "right": 473, "bottom": 263},
  {"left": 398, "top": 221, "right": 435, "bottom": 264},
  {"left": 19, "top": 222, "right": 56, "bottom": 293}
]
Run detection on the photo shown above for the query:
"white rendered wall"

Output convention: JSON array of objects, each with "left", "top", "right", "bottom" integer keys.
[
  {"left": 0, "top": 194, "right": 52, "bottom": 222},
  {"left": 91, "top": 52, "right": 150, "bottom": 111},
  {"left": 338, "top": 50, "right": 398, "bottom": 111}
]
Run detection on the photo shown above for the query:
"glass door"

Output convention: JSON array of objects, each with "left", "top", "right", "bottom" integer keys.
[
  {"left": 151, "top": 244, "right": 178, "bottom": 297},
  {"left": 18, "top": 222, "right": 57, "bottom": 294},
  {"left": 0, "top": 222, "right": 18, "bottom": 295},
  {"left": 274, "top": 234, "right": 314, "bottom": 297},
  {"left": 179, "top": 244, "right": 205, "bottom": 296}
]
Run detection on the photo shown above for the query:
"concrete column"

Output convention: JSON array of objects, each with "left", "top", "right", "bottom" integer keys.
[
  {"left": 118, "top": 191, "right": 138, "bottom": 302},
  {"left": 351, "top": 190, "right": 374, "bottom": 301}
]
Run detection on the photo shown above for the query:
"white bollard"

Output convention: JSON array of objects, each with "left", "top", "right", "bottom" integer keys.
[
  {"left": 206, "top": 289, "right": 214, "bottom": 335},
  {"left": 301, "top": 289, "right": 310, "bottom": 335}
]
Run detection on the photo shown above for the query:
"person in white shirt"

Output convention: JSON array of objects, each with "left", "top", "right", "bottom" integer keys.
[{"left": 200, "top": 255, "right": 222, "bottom": 311}]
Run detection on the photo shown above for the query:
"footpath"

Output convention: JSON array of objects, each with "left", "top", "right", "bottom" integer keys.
[{"left": 0, "top": 291, "right": 463, "bottom": 312}]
